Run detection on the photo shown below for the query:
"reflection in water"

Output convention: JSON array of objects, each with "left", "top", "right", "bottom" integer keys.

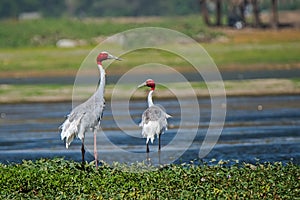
[{"left": 0, "top": 95, "right": 299, "bottom": 165}]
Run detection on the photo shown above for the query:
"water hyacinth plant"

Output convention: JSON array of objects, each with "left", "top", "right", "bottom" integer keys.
[{"left": 0, "top": 158, "right": 299, "bottom": 199}]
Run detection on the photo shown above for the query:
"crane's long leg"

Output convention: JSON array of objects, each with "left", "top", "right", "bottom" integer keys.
[
  {"left": 94, "top": 129, "right": 98, "bottom": 170},
  {"left": 81, "top": 139, "right": 85, "bottom": 168},
  {"left": 146, "top": 142, "right": 149, "bottom": 153},
  {"left": 158, "top": 133, "right": 161, "bottom": 152}
]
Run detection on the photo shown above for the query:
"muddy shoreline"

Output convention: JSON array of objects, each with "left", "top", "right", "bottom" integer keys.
[{"left": 0, "top": 78, "right": 300, "bottom": 104}]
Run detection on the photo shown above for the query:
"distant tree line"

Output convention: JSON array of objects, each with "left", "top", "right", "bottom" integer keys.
[
  {"left": 0, "top": 0, "right": 65, "bottom": 18},
  {"left": 0, "top": 0, "right": 299, "bottom": 19},
  {"left": 0, "top": 0, "right": 200, "bottom": 19},
  {"left": 200, "top": 0, "right": 300, "bottom": 29}
]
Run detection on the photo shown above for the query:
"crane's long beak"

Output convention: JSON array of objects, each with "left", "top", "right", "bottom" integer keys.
[
  {"left": 108, "top": 54, "right": 122, "bottom": 61},
  {"left": 137, "top": 81, "right": 146, "bottom": 88}
]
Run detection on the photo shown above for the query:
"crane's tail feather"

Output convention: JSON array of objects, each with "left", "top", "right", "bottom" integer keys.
[
  {"left": 142, "top": 121, "right": 161, "bottom": 144},
  {"left": 138, "top": 122, "right": 143, "bottom": 127},
  {"left": 60, "top": 116, "right": 83, "bottom": 149},
  {"left": 166, "top": 113, "right": 172, "bottom": 118}
]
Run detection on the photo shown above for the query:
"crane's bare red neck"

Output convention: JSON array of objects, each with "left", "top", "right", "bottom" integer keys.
[
  {"left": 97, "top": 53, "right": 108, "bottom": 65},
  {"left": 146, "top": 79, "right": 155, "bottom": 91}
]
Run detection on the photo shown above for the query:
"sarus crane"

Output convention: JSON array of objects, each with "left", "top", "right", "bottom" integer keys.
[
  {"left": 60, "top": 51, "right": 121, "bottom": 169},
  {"left": 138, "top": 79, "right": 171, "bottom": 153}
]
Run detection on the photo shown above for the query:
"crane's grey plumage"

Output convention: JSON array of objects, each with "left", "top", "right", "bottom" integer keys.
[
  {"left": 60, "top": 51, "right": 121, "bottom": 169},
  {"left": 138, "top": 79, "right": 171, "bottom": 153}
]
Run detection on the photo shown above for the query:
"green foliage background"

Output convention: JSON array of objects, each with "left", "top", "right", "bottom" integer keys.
[
  {"left": 0, "top": 158, "right": 299, "bottom": 199},
  {"left": 1, "top": 0, "right": 300, "bottom": 19},
  {"left": 0, "top": 16, "right": 214, "bottom": 48}
]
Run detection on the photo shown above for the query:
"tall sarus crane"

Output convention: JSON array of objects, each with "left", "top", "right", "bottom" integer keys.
[
  {"left": 60, "top": 51, "right": 121, "bottom": 169},
  {"left": 138, "top": 79, "right": 171, "bottom": 153}
]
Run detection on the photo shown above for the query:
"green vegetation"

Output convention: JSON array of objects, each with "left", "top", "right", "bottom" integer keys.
[
  {"left": 1, "top": 42, "right": 299, "bottom": 76},
  {"left": 0, "top": 17, "right": 300, "bottom": 76},
  {"left": 0, "top": 47, "right": 89, "bottom": 75},
  {"left": 0, "top": 18, "right": 147, "bottom": 47},
  {"left": 0, "top": 16, "right": 212, "bottom": 48},
  {"left": 0, "top": 158, "right": 299, "bottom": 199},
  {"left": 1, "top": 0, "right": 300, "bottom": 19},
  {"left": 0, "top": 0, "right": 201, "bottom": 18},
  {"left": 0, "top": 24, "right": 300, "bottom": 77},
  {"left": 204, "top": 42, "right": 300, "bottom": 67}
]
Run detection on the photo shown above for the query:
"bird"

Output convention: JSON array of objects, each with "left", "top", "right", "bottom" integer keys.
[
  {"left": 138, "top": 79, "right": 171, "bottom": 153},
  {"left": 60, "top": 51, "right": 121, "bottom": 169}
]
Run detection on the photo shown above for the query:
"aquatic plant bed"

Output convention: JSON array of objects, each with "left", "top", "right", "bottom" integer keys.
[{"left": 0, "top": 158, "right": 299, "bottom": 199}]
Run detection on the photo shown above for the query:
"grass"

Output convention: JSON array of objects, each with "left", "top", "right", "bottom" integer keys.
[
  {"left": 1, "top": 39, "right": 300, "bottom": 78},
  {"left": 0, "top": 16, "right": 213, "bottom": 48},
  {"left": 205, "top": 42, "right": 300, "bottom": 67},
  {"left": 1, "top": 17, "right": 300, "bottom": 77},
  {"left": 0, "top": 47, "right": 90, "bottom": 76},
  {"left": 0, "top": 158, "right": 299, "bottom": 199}
]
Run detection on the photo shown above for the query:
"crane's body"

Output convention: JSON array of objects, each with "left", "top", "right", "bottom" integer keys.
[
  {"left": 138, "top": 79, "right": 171, "bottom": 153},
  {"left": 60, "top": 52, "right": 120, "bottom": 169},
  {"left": 60, "top": 65, "right": 105, "bottom": 149}
]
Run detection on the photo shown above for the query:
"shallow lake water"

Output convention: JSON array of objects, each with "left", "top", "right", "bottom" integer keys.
[{"left": 0, "top": 95, "right": 299, "bottom": 165}]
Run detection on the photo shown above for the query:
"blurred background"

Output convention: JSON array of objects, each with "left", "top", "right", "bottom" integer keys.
[{"left": 0, "top": 0, "right": 299, "bottom": 164}]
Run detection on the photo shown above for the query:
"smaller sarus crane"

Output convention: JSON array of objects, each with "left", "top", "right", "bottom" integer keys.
[
  {"left": 138, "top": 79, "right": 171, "bottom": 153},
  {"left": 60, "top": 51, "right": 121, "bottom": 169}
]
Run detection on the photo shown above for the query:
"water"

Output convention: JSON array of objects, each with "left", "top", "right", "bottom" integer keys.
[
  {"left": 1, "top": 69, "right": 300, "bottom": 85},
  {"left": 0, "top": 95, "right": 299, "bottom": 165}
]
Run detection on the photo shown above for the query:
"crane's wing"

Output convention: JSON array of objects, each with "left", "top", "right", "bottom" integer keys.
[
  {"left": 60, "top": 98, "right": 105, "bottom": 147},
  {"left": 139, "top": 105, "right": 171, "bottom": 144},
  {"left": 141, "top": 106, "right": 161, "bottom": 124},
  {"left": 139, "top": 105, "right": 170, "bottom": 126},
  {"left": 84, "top": 94, "right": 105, "bottom": 128}
]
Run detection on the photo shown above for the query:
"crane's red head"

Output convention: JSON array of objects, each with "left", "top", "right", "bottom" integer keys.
[
  {"left": 138, "top": 79, "right": 156, "bottom": 90},
  {"left": 97, "top": 51, "right": 121, "bottom": 65}
]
